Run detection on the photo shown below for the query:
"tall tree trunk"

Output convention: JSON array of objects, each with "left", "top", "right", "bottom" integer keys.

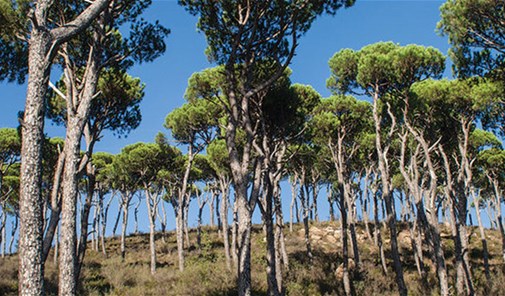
[
  {"left": 9, "top": 215, "right": 18, "bottom": 254},
  {"left": 18, "top": 1, "right": 109, "bottom": 292},
  {"left": 209, "top": 191, "right": 215, "bottom": 228},
  {"left": 19, "top": 30, "right": 51, "bottom": 296},
  {"left": 231, "top": 195, "right": 239, "bottom": 269},
  {"left": 176, "top": 204, "right": 185, "bottom": 271},
  {"left": 289, "top": 178, "right": 297, "bottom": 232},
  {"left": 220, "top": 179, "right": 231, "bottom": 270},
  {"left": 372, "top": 189, "right": 387, "bottom": 274},
  {"left": 237, "top": 195, "right": 253, "bottom": 296},
  {"left": 101, "top": 194, "right": 114, "bottom": 257},
  {"left": 301, "top": 184, "right": 313, "bottom": 261},
  {"left": 261, "top": 178, "right": 280, "bottom": 296},
  {"left": 134, "top": 196, "right": 141, "bottom": 234},
  {"left": 120, "top": 193, "right": 131, "bottom": 260},
  {"left": 59, "top": 120, "right": 85, "bottom": 295},
  {"left": 473, "top": 196, "right": 491, "bottom": 282},
  {"left": 197, "top": 203, "right": 205, "bottom": 250},
  {"left": 145, "top": 190, "right": 158, "bottom": 275},
  {"left": 372, "top": 94, "right": 406, "bottom": 295},
  {"left": 338, "top": 184, "right": 353, "bottom": 296},
  {"left": 76, "top": 164, "right": 96, "bottom": 280},
  {"left": 112, "top": 206, "right": 121, "bottom": 236}
]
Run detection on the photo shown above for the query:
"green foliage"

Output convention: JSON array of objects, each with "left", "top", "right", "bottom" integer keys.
[
  {"left": 438, "top": 0, "right": 505, "bottom": 78},
  {"left": 180, "top": 0, "right": 355, "bottom": 65},
  {"left": 327, "top": 42, "right": 445, "bottom": 96},
  {"left": 311, "top": 95, "right": 372, "bottom": 146},
  {"left": 47, "top": 68, "right": 144, "bottom": 138},
  {"left": 164, "top": 98, "right": 221, "bottom": 146},
  {"left": 0, "top": 128, "right": 20, "bottom": 166}
]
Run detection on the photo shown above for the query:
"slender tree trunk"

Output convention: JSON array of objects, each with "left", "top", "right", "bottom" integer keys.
[
  {"left": 232, "top": 194, "right": 239, "bottom": 269},
  {"left": 176, "top": 204, "right": 185, "bottom": 271},
  {"left": 100, "top": 194, "right": 113, "bottom": 257},
  {"left": 301, "top": 184, "right": 313, "bottom": 261},
  {"left": 448, "top": 199, "right": 466, "bottom": 295},
  {"left": 220, "top": 179, "right": 231, "bottom": 270},
  {"left": 290, "top": 178, "right": 297, "bottom": 232},
  {"left": 339, "top": 185, "right": 353, "bottom": 296},
  {"left": 473, "top": 196, "right": 491, "bottom": 282},
  {"left": 328, "top": 185, "right": 335, "bottom": 222},
  {"left": 215, "top": 192, "right": 221, "bottom": 235},
  {"left": 197, "top": 203, "right": 205, "bottom": 250},
  {"left": 145, "top": 190, "right": 158, "bottom": 275},
  {"left": 1, "top": 212, "right": 6, "bottom": 257},
  {"left": 373, "top": 190, "right": 387, "bottom": 274},
  {"left": 59, "top": 120, "right": 84, "bottom": 295},
  {"left": 134, "top": 196, "right": 141, "bottom": 234},
  {"left": 209, "top": 191, "right": 215, "bottom": 228},
  {"left": 9, "top": 215, "right": 18, "bottom": 254},
  {"left": 76, "top": 165, "right": 96, "bottom": 280},
  {"left": 312, "top": 181, "right": 320, "bottom": 223},
  {"left": 54, "top": 222, "right": 59, "bottom": 265},
  {"left": 120, "top": 193, "right": 131, "bottom": 260},
  {"left": 112, "top": 205, "right": 121, "bottom": 236},
  {"left": 261, "top": 178, "right": 280, "bottom": 296}
]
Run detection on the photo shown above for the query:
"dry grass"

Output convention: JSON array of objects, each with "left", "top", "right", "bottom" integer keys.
[{"left": 2, "top": 222, "right": 505, "bottom": 295}]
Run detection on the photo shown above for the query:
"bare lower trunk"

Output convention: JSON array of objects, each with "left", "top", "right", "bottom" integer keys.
[
  {"left": 145, "top": 191, "right": 157, "bottom": 275},
  {"left": 112, "top": 206, "right": 121, "bottom": 236},
  {"left": 121, "top": 198, "right": 130, "bottom": 260},
  {"left": 19, "top": 34, "right": 50, "bottom": 296},
  {"left": 134, "top": 197, "right": 141, "bottom": 234},
  {"left": 301, "top": 185, "right": 313, "bottom": 261},
  {"left": 54, "top": 223, "right": 59, "bottom": 265},
  {"left": 290, "top": 180, "right": 297, "bottom": 232},
  {"left": 237, "top": 197, "right": 253, "bottom": 296},
  {"left": 373, "top": 192, "right": 387, "bottom": 274},
  {"left": 59, "top": 125, "right": 83, "bottom": 295},
  {"left": 339, "top": 187, "right": 353, "bottom": 296},
  {"left": 220, "top": 181, "right": 231, "bottom": 270},
  {"left": 9, "top": 215, "right": 18, "bottom": 254},
  {"left": 176, "top": 206, "right": 185, "bottom": 271},
  {"left": 474, "top": 198, "right": 491, "bottom": 282},
  {"left": 197, "top": 205, "right": 204, "bottom": 250},
  {"left": 232, "top": 196, "right": 239, "bottom": 268},
  {"left": 209, "top": 193, "right": 215, "bottom": 228},
  {"left": 384, "top": 194, "right": 407, "bottom": 296},
  {"left": 76, "top": 169, "right": 96, "bottom": 280}
]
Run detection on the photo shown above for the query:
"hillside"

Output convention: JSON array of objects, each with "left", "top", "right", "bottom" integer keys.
[{"left": 1, "top": 222, "right": 505, "bottom": 295}]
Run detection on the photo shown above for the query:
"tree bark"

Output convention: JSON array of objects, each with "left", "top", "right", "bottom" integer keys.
[
  {"left": 18, "top": 0, "right": 110, "bottom": 292},
  {"left": 219, "top": 178, "right": 231, "bottom": 270},
  {"left": 473, "top": 196, "right": 491, "bottom": 282}
]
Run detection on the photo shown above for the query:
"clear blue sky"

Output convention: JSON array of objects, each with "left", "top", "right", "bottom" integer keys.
[
  {"left": 1, "top": 0, "right": 457, "bottom": 238},
  {"left": 0, "top": 0, "right": 450, "bottom": 153}
]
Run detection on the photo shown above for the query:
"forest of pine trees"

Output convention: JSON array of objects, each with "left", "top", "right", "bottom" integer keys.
[{"left": 0, "top": 0, "right": 504, "bottom": 295}]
